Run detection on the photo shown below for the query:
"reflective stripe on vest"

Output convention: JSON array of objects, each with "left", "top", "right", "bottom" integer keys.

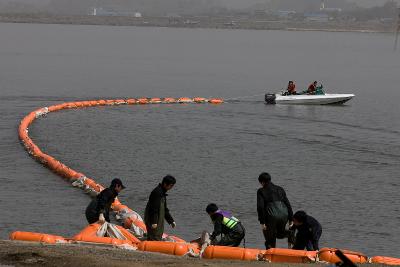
[{"left": 222, "top": 216, "right": 239, "bottom": 229}]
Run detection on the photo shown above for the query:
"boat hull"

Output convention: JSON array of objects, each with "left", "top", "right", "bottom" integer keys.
[{"left": 270, "top": 94, "right": 355, "bottom": 105}]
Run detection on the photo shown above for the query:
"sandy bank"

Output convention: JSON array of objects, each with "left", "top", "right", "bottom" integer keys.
[
  {"left": 0, "top": 240, "right": 315, "bottom": 267},
  {"left": 0, "top": 240, "right": 391, "bottom": 267}
]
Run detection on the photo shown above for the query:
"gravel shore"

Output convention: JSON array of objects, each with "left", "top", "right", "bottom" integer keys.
[
  {"left": 0, "top": 240, "right": 324, "bottom": 267},
  {"left": 0, "top": 240, "right": 391, "bottom": 267}
]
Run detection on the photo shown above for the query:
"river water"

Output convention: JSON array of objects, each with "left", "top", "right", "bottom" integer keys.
[{"left": 0, "top": 23, "right": 399, "bottom": 257}]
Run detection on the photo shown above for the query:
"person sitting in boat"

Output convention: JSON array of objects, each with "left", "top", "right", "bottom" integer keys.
[
  {"left": 286, "top": 81, "right": 297, "bottom": 95},
  {"left": 307, "top": 81, "right": 318, "bottom": 95},
  {"left": 206, "top": 203, "right": 245, "bottom": 247},
  {"left": 315, "top": 84, "right": 325, "bottom": 95}
]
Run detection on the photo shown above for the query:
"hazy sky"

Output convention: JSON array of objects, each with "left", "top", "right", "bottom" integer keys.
[
  {"left": 347, "top": 0, "right": 400, "bottom": 7},
  {"left": 221, "top": 0, "right": 400, "bottom": 8},
  {"left": 1, "top": 0, "right": 399, "bottom": 9}
]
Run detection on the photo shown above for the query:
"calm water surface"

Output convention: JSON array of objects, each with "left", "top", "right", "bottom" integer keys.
[{"left": 0, "top": 23, "right": 399, "bottom": 256}]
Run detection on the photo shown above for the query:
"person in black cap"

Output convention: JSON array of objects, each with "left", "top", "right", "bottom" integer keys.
[
  {"left": 257, "top": 172, "right": 293, "bottom": 249},
  {"left": 206, "top": 203, "right": 245, "bottom": 247},
  {"left": 85, "top": 178, "right": 125, "bottom": 224},
  {"left": 144, "top": 175, "right": 176, "bottom": 241},
  {"left": 290, "top": 210, "right": 322, "bottom": 251}
]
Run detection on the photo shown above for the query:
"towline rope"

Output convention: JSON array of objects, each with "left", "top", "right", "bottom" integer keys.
[{"left": 224, "top": 93, "right": 265, "bottom": 101}]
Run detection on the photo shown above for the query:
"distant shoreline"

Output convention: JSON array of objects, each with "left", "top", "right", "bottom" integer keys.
[{"left": 0, "top": 13, "right": 395, "bottom": 34}]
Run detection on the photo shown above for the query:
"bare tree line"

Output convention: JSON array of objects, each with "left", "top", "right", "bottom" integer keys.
[{"left": 0, "top": 0, "right": 398, "bottom": 19}]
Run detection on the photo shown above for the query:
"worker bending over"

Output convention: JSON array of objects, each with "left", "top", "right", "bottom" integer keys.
[
  {"left": 206, "top": 203, "right": 245, "bottom": 247},
  {"left": 291, "top": 210, "right": 322, "bottom": 251}
]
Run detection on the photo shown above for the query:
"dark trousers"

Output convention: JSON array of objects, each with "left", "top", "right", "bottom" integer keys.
[
  {"left": 212, "top": 223, "right": 245, "bottom": 247},
  {"left": 86, "top": 215, "right": 98, "bottom": 224},
  {"left": 263, "top": 218, "right": 288, "bottom": 249},
  {"left": 145, "top": 224, "right": 163, "bottom": 241},
  {"left": 85, "top": 210, "right": 111, "bottom": 224},
  {"left": 293, "top": 229, "right": 322, "bottom": 251}
]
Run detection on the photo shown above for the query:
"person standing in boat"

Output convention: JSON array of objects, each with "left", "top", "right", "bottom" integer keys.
[
  {"left": 144, "top": 175, "right": 176, "bottom": 241},
  {"left": 85, "top": 178, "right": 125, "bottom": 224},
  {"left": 205, "top": 203, "right": 245, "bottom": 247},
  {"left": 287, "top": 81, "right": 297, "bottom": 95},
  {"left": 257, "top": 172, "right": 293, "bottom": 249},
  {"left": 307, "top": 81, "right": 318, "bottom": 94},
  {"left": 290, "top": 210, "right": 322, "bottom": 251}
]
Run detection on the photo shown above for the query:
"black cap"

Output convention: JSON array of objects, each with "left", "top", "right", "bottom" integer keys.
[
  {"left": 258, "top": 172, "right": 271, "bottom": 184},
  {"left": 293, "top": 210, "right": 307, "bottom": 223},
  {"left": 111, "top": 178, "right": 125, "bottom": 189},
  {"left": 206, "top": 203, "right": 218, "bottom": 214}
]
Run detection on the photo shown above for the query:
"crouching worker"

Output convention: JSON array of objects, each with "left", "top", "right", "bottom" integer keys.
[
  {"left": 206, "top": 203, "right": 245, "bottom": 247},
  {"left": 291, "top": 211, "right": 322, "bottom": 251},
  {"left": 85, "top": 178, "right": 125, "bottom": 224}
]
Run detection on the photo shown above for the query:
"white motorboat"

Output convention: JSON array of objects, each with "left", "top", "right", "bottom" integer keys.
[{"left": 265, "top": 93, "right": 355, "bottom": 105}]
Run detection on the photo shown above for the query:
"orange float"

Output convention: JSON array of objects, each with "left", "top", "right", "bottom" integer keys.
[
  {"left": 318, "top": 248, "right": 368, "bottom": 264},
  {"left": 113, "top": 204, "right": 129, "bottom": 212},
  {"left": 163, "top": 97, "right": 176, "bottom": 103},
  {"left": 75, "top": 102, "right": 85, "bottom": 108},
  {"left": 67, "top": 102, "right": 77, "bottom": 109},
  {"left": 48, "top": 104, "right": 64, "bottom": 112},
  {"left": 260, "top": 248, "right": 317, "bottom": 263},
  {"left": 370, "top": 256, "right": 400, "bottom": 265},
  {"left": 193, "top": 97, "right": 207, "bottom": 103},
  {"left": 138, "top": 241, "right": 194, "bottom": 256},
  {"left": 126, "top": 98, "right": 137, "bottom": 104},
  {"left": 72, "top": 223, "right": 101, "bottom": 239},
  {"left": 72, "top": 223, "right": 140, "bottom": 245},
  {"left": 10, "top": 231, "right": 67, "bottom": 244},
  {"left": 202, "top": 246, "right": 265, "bottom": 261},
  {"left": 82, "top": 101, "right": 91, "bottom": 107},
  {"left": 61, "top": 167, "right": 79, "bottom": 180},
  {"left": 106, "top": 100, "right": 116, "bottom": 105},
  {"left": 123, "top": 215, "right": 147, "bottom": 232},
  {"left": 150, "top": 98, "right": 162, "bottom": 104},
  {"left": 83, "top": 178, "right": 102, "bottom": 192},
  {"left": 167, "top": 236, "right": 186, "bottom": 243},
  {"left": 209, "top": 98, "right": 223, "bottom": 104},
  {"left": 74, "top": 225, "right": 130, "bottom": 245},
  {"left": 46, "top": 158, "right": 63, "bottom": 172},
  {"left": 137, "top": 98, "right": 149, "bottom": 104},
  {"left": 178, "top": 97, "right": 193, "bottom": 103},
  {"left": 114, "top": 99, "right": 126, "bottom": 105}
]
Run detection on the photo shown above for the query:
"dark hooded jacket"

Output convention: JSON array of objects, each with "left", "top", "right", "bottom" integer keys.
[
  {"left": 257, "top": 182, "right": 293, "bottom": 225},
  {"left": 292, "top": 215, "right": 322, "bottom": 250},
  {"left": 144, "top": 184, "right": 174, "bottom": 240},
  {"left": 85, "top": 187, "right": 118, "bottom": 224}
]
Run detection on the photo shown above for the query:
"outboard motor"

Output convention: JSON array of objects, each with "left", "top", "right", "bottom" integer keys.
[{"left": 265, "top": 93, "right": 276, "bottom": 104}]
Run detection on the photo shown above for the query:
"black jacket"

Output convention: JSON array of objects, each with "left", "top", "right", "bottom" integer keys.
[
  {"left": 257, "top": 182, "right": 293, "bottom": 224},
  {"left": 85, "top": 187, "right": 118, "bottom": 223},
  {"left": 144, "top": 184, "right": 174, "bottom": 225},
  {"left": 292, "top": 215, "right": 322, "bottom": 250}
]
